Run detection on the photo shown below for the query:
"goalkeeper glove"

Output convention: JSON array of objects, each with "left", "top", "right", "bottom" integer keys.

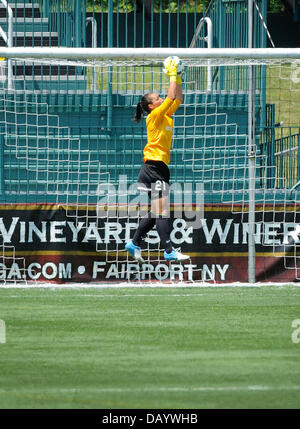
[{"left": 164, "top": 59, "right": 178, "bottom": 82}]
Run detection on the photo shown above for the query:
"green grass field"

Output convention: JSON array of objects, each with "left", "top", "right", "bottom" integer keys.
[{"left": 0, "top": 285, "right": 300, "bottom": 409}]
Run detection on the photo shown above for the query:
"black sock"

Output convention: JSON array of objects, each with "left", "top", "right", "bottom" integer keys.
[
  {"left": 132, "top": 214, "right": 156, "bottom": 247},
  {"left": 155, "top": 217, "right": 173, "bottom": 253}
]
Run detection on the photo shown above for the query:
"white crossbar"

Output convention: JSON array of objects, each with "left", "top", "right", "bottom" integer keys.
[{"left": 0, "top": 47, "right": 300, "bottom": 60}]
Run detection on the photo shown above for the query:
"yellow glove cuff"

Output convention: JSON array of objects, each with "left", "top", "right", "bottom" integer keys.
[
  {"left": 176, "top": 76, "right": 182, "bottom": 85},
  {"left": 170, "top": 75, "right": 177, "bottom": 82}
]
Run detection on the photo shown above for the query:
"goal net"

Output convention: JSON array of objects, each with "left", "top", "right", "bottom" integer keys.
[{"left": 0, "top": 47, "right": 300, "bottom": 285}]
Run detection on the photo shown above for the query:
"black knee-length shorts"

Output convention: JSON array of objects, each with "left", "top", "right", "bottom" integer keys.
[{"left": 137, "top": 160, "right": 170, "bottom": 200}]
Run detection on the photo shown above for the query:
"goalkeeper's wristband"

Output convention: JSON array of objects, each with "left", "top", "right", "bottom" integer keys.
[
  {"left": 170, "top": 75, "right": 177, "bottom": 82},
  {"left": 176, "top": 76, "right": 182, "bottom": 85}
]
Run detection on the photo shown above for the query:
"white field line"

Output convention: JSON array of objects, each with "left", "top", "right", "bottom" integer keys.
[
  {"left": 8, "top": 293, "right": 207, "bottom": 298},
  {"left": 56, "top": 385, "right": 300, "bottom": 393},
  {"left": 1, "top": 282, "right": 300, "bottom": 289},
  {"left": 1, "top": 386, "right": 300, "bottom": 394}
]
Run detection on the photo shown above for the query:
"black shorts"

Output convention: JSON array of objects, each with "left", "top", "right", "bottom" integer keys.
[{"left": 137, "top": 160, "right": 170, "bottom": 200}]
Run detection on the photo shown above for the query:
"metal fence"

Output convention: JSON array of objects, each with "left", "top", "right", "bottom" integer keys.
[
  {"left": 190, "top": 0, "right": 267, "bottom": 92},
  {"left": 275, "top": 128, "right": 300, "bottom": 189},
  {"left": 0, "top": 0, "right": 268, "bottom": 49},
  {"left": 38, "top": 0, "right": 86, "bottom": 47},
  {"left": 261, "top": 107, "right": 300, "bottom": 190}
]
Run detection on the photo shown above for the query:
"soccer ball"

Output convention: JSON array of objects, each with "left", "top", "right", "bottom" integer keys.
[{"left": 163, "top": 56, "right": 184, "bottom": 75}]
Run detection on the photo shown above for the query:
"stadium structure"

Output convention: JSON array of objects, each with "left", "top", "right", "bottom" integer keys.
[{"left": 0, "top": 0, "right": 300, "bottom": 285}]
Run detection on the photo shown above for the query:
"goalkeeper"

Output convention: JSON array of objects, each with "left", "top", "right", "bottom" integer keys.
[{"left": 125, "top": 57, "right": 190, "bottom": 263}]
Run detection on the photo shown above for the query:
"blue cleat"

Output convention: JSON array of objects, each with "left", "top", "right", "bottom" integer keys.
[
  {"left": 125, "top": 241, "right": 145, "bottom": 264},
  {"left": 164, "top": 248, "right": 190, "bottom": 262}
]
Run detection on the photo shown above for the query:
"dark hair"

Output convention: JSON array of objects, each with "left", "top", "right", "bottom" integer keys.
[{"left": 133, "top": 93, "right": 153, "bottom": 123}]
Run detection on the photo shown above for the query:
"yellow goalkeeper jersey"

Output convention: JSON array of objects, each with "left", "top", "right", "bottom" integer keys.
[{"left": 143, "top": 96, "right": 181, "bottom": 166}]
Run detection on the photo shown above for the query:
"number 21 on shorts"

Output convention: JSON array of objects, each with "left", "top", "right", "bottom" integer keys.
[{"left": 154, "top": 180, "right": 166, "bottom": 191}]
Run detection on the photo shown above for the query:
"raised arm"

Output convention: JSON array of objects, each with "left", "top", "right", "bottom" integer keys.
[
  {"left": 166, "top": 60, "right": 177, "bottom": 101},
  {"left": 175, "top": 77, "right": 182, "bottom": 102},
  {"left": 165, "top": 71, "right": 183, "bottom": 117},
  {"left": 149, "top": 59, "right": 179, "bottom": 125},
  {"left": 165, "top": 56, "right": 183, "bottom": 105}
]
